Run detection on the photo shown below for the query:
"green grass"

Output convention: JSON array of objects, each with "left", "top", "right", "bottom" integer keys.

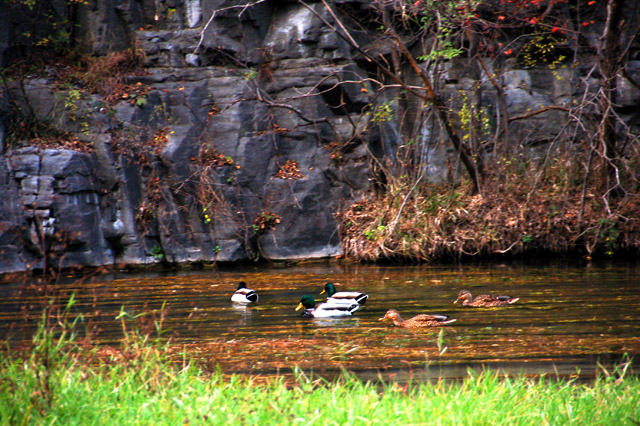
[{"left": 1, "top": 339, "right": 639, "bottom": 426}]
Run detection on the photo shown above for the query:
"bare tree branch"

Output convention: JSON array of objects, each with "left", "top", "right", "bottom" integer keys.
[{"left": 194, "top": 0, "right": 269, "bottom": 55}]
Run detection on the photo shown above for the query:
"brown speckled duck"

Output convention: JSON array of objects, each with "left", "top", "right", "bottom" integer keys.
[
  {"left": 454, "top": 289, "right": 519, "bottom": 307},
  {"left": 379, "top": 309, "right": 456, "bottom": 328}
]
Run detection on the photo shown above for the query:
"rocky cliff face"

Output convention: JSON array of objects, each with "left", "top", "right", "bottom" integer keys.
[
  {"left": 1, "top": 0, "right": 378, "bottom": 274},
  {"left": 1, "top": 0, "right": 639, "bottom": 275}
]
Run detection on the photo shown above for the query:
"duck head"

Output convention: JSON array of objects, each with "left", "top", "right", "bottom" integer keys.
[
  {"left": 378, "top": 309, "right": 402, "bottom": 323},
  {"left": 320, "top": 282, "right": 336, "bottom": 297},
  {"left": 454, "top": 290, "right": 472, "bottom": 304},
  {"left": 296, "top": 295, "right": 316, "bottom": 311},
  {"left": 236, "top": 281, "right": 248, "bottom": 290}
]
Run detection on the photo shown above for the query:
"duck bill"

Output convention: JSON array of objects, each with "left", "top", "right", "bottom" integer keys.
[
  {"left": 453, "top": 298, "right": 459, "bottom": 304},
  {"left": 295, "top": 303, "right": 304, "bottom": 311},
  {"left": 320, "top": 289, "right": 326, "bottom": 295},
  {"left": 378, "top": 316, "right": 387, "bottom": 321}
]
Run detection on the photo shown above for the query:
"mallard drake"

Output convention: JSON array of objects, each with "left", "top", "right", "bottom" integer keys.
[
  {"left": 231, "top": 281, "right": 259, "bottom": 304},
  {"left": 454, "top": 289, "right": 519, "bottom": 307},
  {"left": 379, "top": 309, "right": 456, "bottom": 328},
  {"left": 320, "top": 282, "right": 368, "bottom": 309},
  {"left": 296, "top": 295, "right": 358, "bottom": 318}
]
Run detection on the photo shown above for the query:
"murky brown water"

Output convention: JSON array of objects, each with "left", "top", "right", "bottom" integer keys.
[{"left": 1, "top": 262, "right": 639, "bottom": 380}]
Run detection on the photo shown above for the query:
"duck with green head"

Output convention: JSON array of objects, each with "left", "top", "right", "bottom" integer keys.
[
  {"left": 296, "top": 295, "right": 358, "bottom": 318},
  {"left": 320, "top": 282, "right": 368, "bottom": 310},
  {"left": 454, "top": 289, "right": 519, "bottom": 307}
]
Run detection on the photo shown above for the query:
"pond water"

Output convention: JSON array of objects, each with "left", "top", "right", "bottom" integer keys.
[{"left": 1, "top": 261, "right": 639, "bottom": 382}]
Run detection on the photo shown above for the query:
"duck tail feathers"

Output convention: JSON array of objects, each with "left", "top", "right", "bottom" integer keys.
[{"left": 246, "top": 291, "right": 259, "bottom": 303}]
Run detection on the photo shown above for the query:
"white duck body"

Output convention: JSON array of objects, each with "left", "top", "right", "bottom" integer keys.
[
  {"left": 321, "top": 283, "right": 368, "bottom": 310},
  {"left": 296, "top": 295, "right": 358, "bottom": 318},
  {"left": 231, "top": 281, "right": 259, "bottom": 304}
]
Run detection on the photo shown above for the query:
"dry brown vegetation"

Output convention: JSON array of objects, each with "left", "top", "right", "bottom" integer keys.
[
  {"left": 3, "top": 47, "right": 147, "bottom": 153},
  {"left": 339, "top": 153, "right": 640, "bottom": 262},
  {"left": 328, "top": 1, "right": 640, "bottom": 263}
]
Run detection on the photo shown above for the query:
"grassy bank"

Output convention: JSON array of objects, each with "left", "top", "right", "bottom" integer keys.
[{"left": 2, "top": 337, "right": 638, "bottom": 425}]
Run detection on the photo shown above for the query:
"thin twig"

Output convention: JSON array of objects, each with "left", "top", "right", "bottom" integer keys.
[
  {"left": 194, "top": 0, "right": 268, "bottom": 55},
  {"left": 319, "top": 0, "right": 359, "bottom": 48}
]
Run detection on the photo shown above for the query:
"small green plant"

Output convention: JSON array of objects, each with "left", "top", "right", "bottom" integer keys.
[
  {"left": 202, "top": 207, "right": 211, "bottom": 224},
  {"left": 80, "top": 121, "right": 90, "bottom": 136},
  {"left": 365, "top": 224, "right": 388, "bottom": 241},
  {"left": 252, "top": 211, "right": 281, "bottom": 234},
  {"left": 519, "top": 34, "right": 567, "bottom": 68},
  {"left": 151, "top": 244, "right": 164, "bottom": 260},
  {"left": 134, "top": 94, "right": 147, "bottom": 107},
  {"left": 417, "top": 31, "right": 462, "bottom": 62},
  {"left": 436, "top": 328, "right": 447, "bottom": 355},
  {"left": 115, "top": 301, "right": 168, "bottom": 340},
  {"left": 598, "top": 218, "right": 619, "bottom": 256},
  {"left": 457, "top": 90, "right": 491, "bottom": 143},
  {"left": 243, "top": 68, "right": 257, "bottom": 81},
  {"left": 63, "top": 88, "right": 83, "bottom": 119},
  {"left": 369, "top": 101, "right": 394, "bottom": 124}
]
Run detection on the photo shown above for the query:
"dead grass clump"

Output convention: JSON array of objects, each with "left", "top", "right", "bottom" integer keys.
[
  {"left": 81, "top": 48, "right": 148, "bottom": 104},
  {"left": 5, "top": 115, "right": 94, "bottom": 154},
  {"left": 339, "top": 154, "right": 640, "bottom": 261}
]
